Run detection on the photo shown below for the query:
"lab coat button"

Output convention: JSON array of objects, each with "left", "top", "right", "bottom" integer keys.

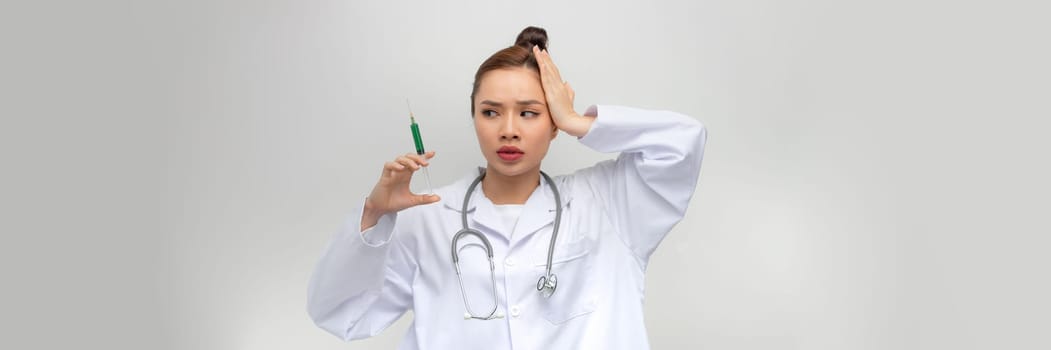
[
  {"left": 504, "top": 258, "right": 515, "bottom": 266},
  {"left": 510, "top": 305, "right": 521, "bottom": 317}
]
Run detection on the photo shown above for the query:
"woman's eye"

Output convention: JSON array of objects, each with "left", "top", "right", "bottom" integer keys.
[
  {"left": 481, "top": 110, "right": 498, "bottom": 118},
  {"left": 521, "top": 111, "right": 539, "bottom": 118}
]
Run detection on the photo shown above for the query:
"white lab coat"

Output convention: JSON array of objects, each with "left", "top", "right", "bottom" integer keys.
[{"left": 307, "top": 105, "right": 707, "bottom": 349}]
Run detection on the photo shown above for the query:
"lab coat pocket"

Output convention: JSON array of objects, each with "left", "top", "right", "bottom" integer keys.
[{"left": 532, "top": 237, "right": 597, "bottom": 325}]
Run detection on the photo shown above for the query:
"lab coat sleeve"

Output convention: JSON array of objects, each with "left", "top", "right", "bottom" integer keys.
[
  {"left": 306, "top": 199, "right": 415, "bottom": 341},
  {"left": 577, "top": 105, "right": 707, "bottom": 263}
]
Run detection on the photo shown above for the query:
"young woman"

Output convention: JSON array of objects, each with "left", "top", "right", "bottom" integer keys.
[{"left": 307, "top": 26, "right": 707, "bottom": 349}]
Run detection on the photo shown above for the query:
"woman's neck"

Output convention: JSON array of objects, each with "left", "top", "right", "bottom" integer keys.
[{"left": 481, "top": 167, "right": 541, "bottom": 205}]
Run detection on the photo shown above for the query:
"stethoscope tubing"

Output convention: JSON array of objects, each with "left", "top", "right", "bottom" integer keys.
[{"left": 450, "top": 170, "right": 562, "bottom": 320}]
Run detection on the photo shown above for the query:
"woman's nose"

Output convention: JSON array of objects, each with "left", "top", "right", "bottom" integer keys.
[{"left": 499, "top": 116, "right": 519, "bottom": 140}]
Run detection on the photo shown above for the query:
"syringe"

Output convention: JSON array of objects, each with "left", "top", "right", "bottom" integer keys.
[{"left": 407, "top": 100, "right": 434, "bottom": 194}]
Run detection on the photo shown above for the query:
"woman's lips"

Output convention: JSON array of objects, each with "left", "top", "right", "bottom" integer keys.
[{"left": 497, "top": 146, "right": 524, "bottom": 162}]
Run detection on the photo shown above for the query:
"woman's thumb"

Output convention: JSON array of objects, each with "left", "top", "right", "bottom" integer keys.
[{"left": 414, "top": 194, "right": 441, "bottom": 206}]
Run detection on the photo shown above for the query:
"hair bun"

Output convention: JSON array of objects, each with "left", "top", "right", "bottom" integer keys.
[{"left": 514, "top": 26, "right": 548, "bottom": 50}]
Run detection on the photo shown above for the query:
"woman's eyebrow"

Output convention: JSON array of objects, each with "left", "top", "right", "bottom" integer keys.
[
  {"left": 516, "top": 100, "right": 545, "bottom": 106},
  {"left": 479, "top": 100, "right": 546, "bottom": 107}
]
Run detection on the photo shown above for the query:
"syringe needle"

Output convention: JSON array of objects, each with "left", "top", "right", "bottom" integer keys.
[{"left": 422, "top": 166, "right": 434, "bottom": 195}]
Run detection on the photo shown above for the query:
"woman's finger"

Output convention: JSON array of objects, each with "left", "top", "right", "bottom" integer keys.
[
  {"left": 533, "top": 46, "right": 549, "bottom": 82},
  {"left": 541, "top": 53, "right": 568, "bottom": 99},
  {"left": 545, "top": 68, "right": 565, "bottom": 101},
  {"left": 381, "top": 161, "right": 407, "bottom": 183},
  {"left": 404, "top": 153, "right": 430, "bottom": 167},
  {"left": 395, "top": 156, "right": 420, "bottom": 170},
  {"left": 412, "top": 193, "right": 441, "bottom": 206},
  {"left": 384, "top": 161, "right": 406, "bottom": 172},
  {"left": 541, "top": 49, "right": 563, "bottom": 81},
  {"left": 534, "top": 46, "right": 558, "bottom": 87},
  {"left": 537, "top": 61, "right": 559, "bottom": 95}
]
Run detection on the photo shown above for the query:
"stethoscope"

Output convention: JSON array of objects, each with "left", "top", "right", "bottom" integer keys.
[{"left": 451, "top": 170, "right": 562, "bottom": 320}]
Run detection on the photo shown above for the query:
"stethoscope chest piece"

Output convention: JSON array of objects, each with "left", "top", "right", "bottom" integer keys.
[{"left": 537, "top": 273, "right": 557, "bottom": 298}]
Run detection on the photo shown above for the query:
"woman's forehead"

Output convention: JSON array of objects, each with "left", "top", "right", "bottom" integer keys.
[{"left": 475, "top": 68, "right": 544, "bottom": 103}]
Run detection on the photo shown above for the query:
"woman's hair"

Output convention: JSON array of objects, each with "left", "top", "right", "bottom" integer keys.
[{"left": 470, "top": 26, "right": 548, "bottom": 114}]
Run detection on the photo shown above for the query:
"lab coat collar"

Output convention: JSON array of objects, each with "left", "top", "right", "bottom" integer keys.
[
  {"left": 442, "top": 167, "right": 571, "bottom": 243},
  {"left": 440, "top": 167, "right": 487, "bottom": 214}
]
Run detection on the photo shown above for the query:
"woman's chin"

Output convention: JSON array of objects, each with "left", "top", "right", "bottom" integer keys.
[{"left": 486, "top": 161, "right": 537, "bottom": 178}]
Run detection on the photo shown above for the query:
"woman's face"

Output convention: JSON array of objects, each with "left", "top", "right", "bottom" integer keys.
[{"left": 473, "top": 67, "right": 558, "bottom": 178}]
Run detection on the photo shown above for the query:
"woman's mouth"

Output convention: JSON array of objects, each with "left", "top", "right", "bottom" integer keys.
[{"left": 497, "top": 145, "right": 524, "bottom": 162}]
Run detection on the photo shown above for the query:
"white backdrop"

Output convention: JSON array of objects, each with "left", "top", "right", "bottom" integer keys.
[{"left": 3, "top": 0, "right": 1049, "bottom": 349}]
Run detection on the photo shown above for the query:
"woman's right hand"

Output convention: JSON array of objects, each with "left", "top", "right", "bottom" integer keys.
[{"left": 361, "top": 151, "right": 440, "bottom": 232}]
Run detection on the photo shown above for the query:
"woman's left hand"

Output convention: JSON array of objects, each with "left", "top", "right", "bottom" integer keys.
[{"left": 534, "top": 45, "right": 594, "bottom": 137}]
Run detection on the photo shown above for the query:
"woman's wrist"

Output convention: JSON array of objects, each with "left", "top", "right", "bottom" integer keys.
[
  {"left": 360, "top": 198, "right": 388, "bottom": 232},
  {"left": 560, "top": 112, "right": 595, "bottom": 137}
]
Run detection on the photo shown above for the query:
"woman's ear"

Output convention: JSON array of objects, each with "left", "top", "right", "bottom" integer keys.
[{"left": 550, "top": 125, "right": 558, "bottom": 139}]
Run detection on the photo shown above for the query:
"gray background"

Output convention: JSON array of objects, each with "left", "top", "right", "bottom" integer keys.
[{"left": 3, "top": 0, "right": 1049, "bottom": 349}]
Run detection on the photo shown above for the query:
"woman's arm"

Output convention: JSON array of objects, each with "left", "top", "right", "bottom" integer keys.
[
  {"left": 533, "top": 45, "right": 708, "bottom": 265},
  {"left": 575, "top": 105, "right": 707, "bottom": 264},
  {"left": 307, "top": 152, "right": 435, "bottom": 341},
  {"left": 306, "top": 204, "right": 415, "bottom": 341}
]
